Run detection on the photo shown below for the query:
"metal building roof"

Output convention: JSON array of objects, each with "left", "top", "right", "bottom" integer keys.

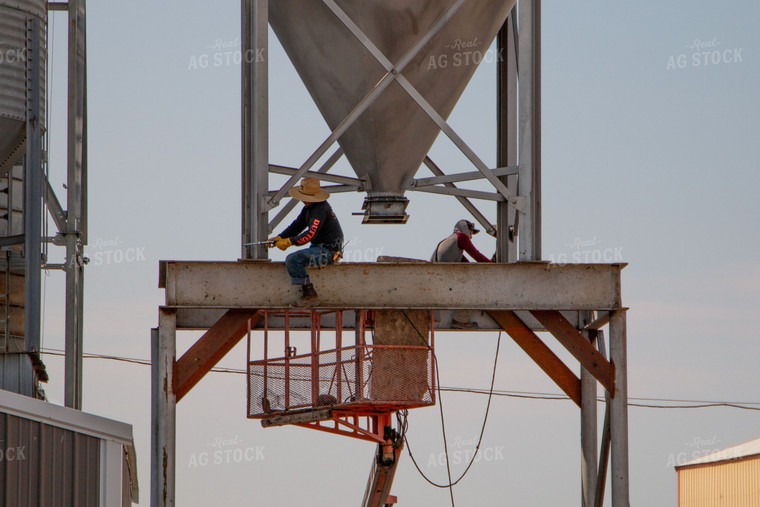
[
  {"left": 0, "top": 389, "right": 134, "bottom": 445},
  {"left": 677, "top": 437, "right": 760, "bottom": 468}
]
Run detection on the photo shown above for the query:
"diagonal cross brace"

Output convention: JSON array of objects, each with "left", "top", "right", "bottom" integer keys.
[
  {"left": 488, "top": 310, "right": 581, "bottom": 406},
  {"left": 175, "top": 309, "right": 261, "bottom": 402},
  {"left": 323, "top": 0, "right": 527, "bottom": 213},
  {"left": 267, "top": 0, "right": 469, "bottom": 208},
  {"left": 423, "top": 157, "right": 496, "bottom": 236},
  {"left": 530, "top": 310, "right": 615, "bottom": 395},
  {"left": 268, "top": 148, "right": 344, "bottom": 232}
]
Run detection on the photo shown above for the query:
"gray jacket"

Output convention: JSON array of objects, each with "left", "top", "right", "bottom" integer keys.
[{"left": 430, "top": 220, "right": 475, "bottom": 262}]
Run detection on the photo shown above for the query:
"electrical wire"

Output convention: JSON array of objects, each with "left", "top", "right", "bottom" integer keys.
[
  {"left": 435, "top": 387, "right": 760, "bottom": 411},
  {"left": 403, "top": 332, "right": 502, "bottom": 497},
  {"left": 37, "top": 347, "right": 760, "bottom": 411},
  {"left": 436, "top": 354, "right": 455, "bottom": 505}
]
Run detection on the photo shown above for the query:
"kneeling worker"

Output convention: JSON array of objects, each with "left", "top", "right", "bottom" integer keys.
[
  {"left": 268, "top": 178, "right": 344, "bottom": 307},
  {"left": 431, "top": 219, "right": 491, "bottom": 329}
]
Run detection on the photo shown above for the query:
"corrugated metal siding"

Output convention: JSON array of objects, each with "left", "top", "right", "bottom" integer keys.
[
  {"left": 0, "top": 354, "right": 36, "bottom": 398},
  {"left": 0, "top": 0, "right": 47, "bottom": 121},
  {"left": 0, "top": 0, "right": 47, "bottom": 170},
  {"left": 679, "top": 456, "right": 760, "bottom": 506},
  {"left": 0, "top": 411, "right": 101, "bottom": 506}
]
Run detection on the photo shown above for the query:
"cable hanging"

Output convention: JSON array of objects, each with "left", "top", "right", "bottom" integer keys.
[{"left": 404, "top": 331, "right": 502, "bottom": 495}]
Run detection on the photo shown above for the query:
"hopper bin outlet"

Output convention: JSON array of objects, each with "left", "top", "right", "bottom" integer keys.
[{"left": 360, "top": 195, "right": 409, "bottom": 224}]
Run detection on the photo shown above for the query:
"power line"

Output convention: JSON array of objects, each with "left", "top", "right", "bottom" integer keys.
[
  {"left": 437, "top": 386, "right": 760, "bottom": 410},
  {"left": 38, "top": 348, "right": 760, "bottom": 411}
]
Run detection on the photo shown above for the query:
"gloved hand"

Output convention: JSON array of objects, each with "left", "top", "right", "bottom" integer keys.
[
  {"left": 275, "top": 237, "right": 292, "bottom": 251},
  {"left": 267, "top": 236, "right": 281, "bottom": 249}
]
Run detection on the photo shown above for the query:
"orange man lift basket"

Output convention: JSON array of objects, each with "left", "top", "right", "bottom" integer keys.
[{"left": 246, "top": 309, "right": 436, "bottom": 506}]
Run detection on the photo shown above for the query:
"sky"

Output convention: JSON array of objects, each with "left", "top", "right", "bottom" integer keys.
[{"left": 31, "top": 0, "right": 760, "bottom": 505}]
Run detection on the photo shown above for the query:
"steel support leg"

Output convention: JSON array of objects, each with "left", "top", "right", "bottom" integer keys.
[
  {"left": 595, "top": 331, "right": 612, "bottom": 507},
  {"left": 581, "top": 329, "right": 598, "bottom": 507},
  {"left": 609, "top": 310, "right": 630, "bottom": 506},
  {"left": 242, "top": 0, "right": 269, "bottom": 260},
  {"left": 23, "top": 18, "right": 43, "bottom": 398},
  {"left": 517, "top": 0, "right": 542, "bottom": 260},
  {"left": 152, "top": 309, "right": 176, "bottom": 507},
  {"left": 64, "top": 0, "right": 88, "bottom": 409},
  {"left": 497, "top": 6, "right": 519, "bottom": 263},
  {"left": 63, "top": 234, "right": 84, "bottom": 408}
]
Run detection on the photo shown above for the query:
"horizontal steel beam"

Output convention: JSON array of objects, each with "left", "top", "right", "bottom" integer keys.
[
  {"left": 0, "top": 235, "right": 25, "bottom": 247},
  {"left": 162, "top": 261, "right": 624, "bottom": 310},
  {"left": 269, "top": 165, "right": 364, "bottom": 187},
  {"left": 409, "top": 185, "right": 506, "bottom": 201},
  {"left": 410, "top": 166, "right": 518, "bottom": 188},
  {"left": 584, "top": 311, "right": 610, "bottom": 330},
  {"left": 48, "top": 2, "right": 69, "bottom": 11},
  {"left": 260, "top": 407, "right": 333, "bottom": 427},
  {"left": 266, "top": 184, "right": 359, "bottom": 197},
  {"left": 173, "top": 307, "right": 581, "bottom": 332}
]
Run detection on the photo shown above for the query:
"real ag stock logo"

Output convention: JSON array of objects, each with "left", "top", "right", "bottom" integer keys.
[
  {"left": 85, "top": 236, "right": 146, "bottom": 267},
  {"left": 187, "top": 435, "right": 265, "bottom": 468},
  {"left": 666, "top": 37, "right": 744, "bottom": 70}
]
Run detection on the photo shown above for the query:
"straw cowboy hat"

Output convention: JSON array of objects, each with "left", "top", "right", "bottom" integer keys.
[{"left": 288, "top": 177, "right": 330, "bottom": 202}]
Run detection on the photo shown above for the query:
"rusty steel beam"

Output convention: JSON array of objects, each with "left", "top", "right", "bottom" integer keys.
[
  {"left": 151, "top": 309, "right": 176, "bottom": 507},
  {"left": 488, "top": 310, "right": 581, "bottom": 407},
  {"left": 530, "top": 310, "right": 614, "bottom": 393},
  {"left": 162, "top": 261, "right": 624, "bottom": 310},
  {"left": 175, "top": 309, "right": 260, "bottom": 401},
  {"left": 595, "top": 330, "right": 612, "bottom": 507},
  {"left": 260, "top": 408, "right": 334, "bottom": 427},
  {"left": 609, "top": 310, "right": 630, "bottom": 504}
]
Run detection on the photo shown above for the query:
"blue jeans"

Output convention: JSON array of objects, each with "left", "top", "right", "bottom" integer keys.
[{"left": 285, "top": 245, "right": 336, "bottom": 285}]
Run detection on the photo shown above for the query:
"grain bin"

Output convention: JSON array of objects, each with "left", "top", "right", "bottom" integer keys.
[{"left": 0, "top": 0, "right": 47, "bottom": 174}]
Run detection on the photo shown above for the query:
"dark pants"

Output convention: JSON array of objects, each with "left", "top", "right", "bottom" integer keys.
[{"left": 285, "top": 245, "right": 335, "bottom": 285}]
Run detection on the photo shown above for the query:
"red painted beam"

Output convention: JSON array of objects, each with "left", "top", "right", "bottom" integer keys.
[
  {"left": 175, "top": 309, "right": 260, "bottom": 402},
  {"left": 488, "top": 310, "right": 581, "bottom": 407},
  {"left": 531, "top": 310, "right": 615, "bottom": 394}
]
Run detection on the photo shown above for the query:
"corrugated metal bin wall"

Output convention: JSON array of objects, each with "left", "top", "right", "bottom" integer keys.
[{"left": 678, "top": 455, "right": 760, "bottom": 507}]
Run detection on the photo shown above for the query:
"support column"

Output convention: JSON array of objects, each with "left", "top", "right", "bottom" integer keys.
[
  {"left": 581, "top": 329, "right": 598, "bottom": 507},
  {"left": 64, "top": 0, "right": 87, "bottom": 409},
  {"left": 242, "top": 0, "right": 269, "bottom": 260},
  {"left": 23, "top": 17, "right": 43, "bottom": 398},
  {"left": 497, "top": 6, "right": 518, "bottom": 263},
  {"left": 152, "top": 309, "right": 176, "bottom": 507},
  {"left": 609, "top": 310, "right": 630, "bottom": 506},
  {"left": 595, "top": 331, "right": 612, "bottom": 507},
  {"left": 518, "top": 0, "right": 542, "bottom": 260}
]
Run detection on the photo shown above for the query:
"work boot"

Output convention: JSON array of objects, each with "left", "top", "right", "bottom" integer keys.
[{"left": 292, "top": 283, "right": 319, "bottom": 308}]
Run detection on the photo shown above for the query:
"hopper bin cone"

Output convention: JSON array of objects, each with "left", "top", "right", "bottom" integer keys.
[{"left": 269, "top": 0, "right": 515, "bottom": 222}]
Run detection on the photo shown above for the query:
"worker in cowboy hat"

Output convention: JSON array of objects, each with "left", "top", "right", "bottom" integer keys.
[
  {"left": 430, "top": 219, "right": 492, "bottom": 329},
  {"left": 268, "top": 177, "right": 344, "bottom": 307}
]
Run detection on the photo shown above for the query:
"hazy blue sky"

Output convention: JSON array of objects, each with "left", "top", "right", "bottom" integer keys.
[{"left": 34, "top": 1, "right": 760, "bottom": 505}]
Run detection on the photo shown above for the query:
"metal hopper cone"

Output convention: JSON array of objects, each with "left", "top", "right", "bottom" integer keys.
[{"left": 269, "top": 0, "right": 516, "bottom": 222}]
